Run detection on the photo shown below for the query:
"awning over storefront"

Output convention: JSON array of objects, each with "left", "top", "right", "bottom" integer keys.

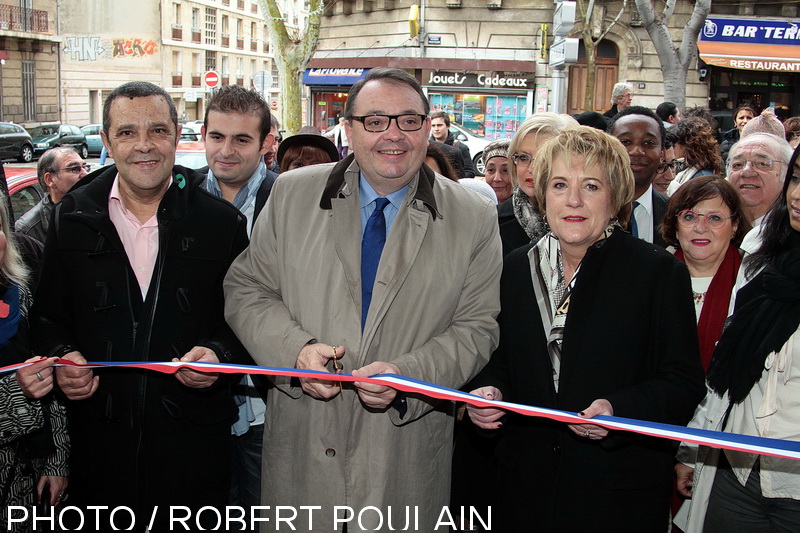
[
  {"left": 698, "top": 17, "right": 800, "bottom": 72},
  {"left": 302, "top": 68, "right": 369, "bottom": 85}
]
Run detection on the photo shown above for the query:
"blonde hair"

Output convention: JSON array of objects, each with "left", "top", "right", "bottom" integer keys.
[
  {"left": 532, "top": 126, "right": 635, "bottom": 228},
  {"left": 0, "top": 200, "right": 28, "bottom": 287},
  {"left": 508, "top": 113, "right": 578, "bottom": 187}
]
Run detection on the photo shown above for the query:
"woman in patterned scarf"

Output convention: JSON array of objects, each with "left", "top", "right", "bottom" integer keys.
[{"left": 466, "top": 126, "right": 705, "bottom": 531}]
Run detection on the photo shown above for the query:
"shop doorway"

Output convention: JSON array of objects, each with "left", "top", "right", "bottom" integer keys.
[{"left": 567, "top": 40, "right": 619, "bottom": 115}]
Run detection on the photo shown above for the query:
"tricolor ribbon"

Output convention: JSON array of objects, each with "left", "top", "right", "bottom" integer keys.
[{"left": 5, "top": 359, "right": 800, "bottom": 461}]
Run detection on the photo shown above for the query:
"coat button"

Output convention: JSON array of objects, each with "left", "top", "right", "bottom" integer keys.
[
  {"left": 552, "top": 444, "right": 560, "bottom": 454},
  {"left": 325, "top": 448, "right": 336, "bottom": 457}
]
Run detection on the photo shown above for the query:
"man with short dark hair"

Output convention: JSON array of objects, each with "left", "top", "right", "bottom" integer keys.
[
  {"left": 656, "top": 101, "right": 681, "bottom": 127},
  {"left": 264, "top": 114, "right": 281, "bottom": 173},
  {"left": 200, "top": 84, "right": 275, "bottom": 521},
  {"left": 15, "top": 147, "right": 89, "bottom": 243},
  {"left": 31, "top": 81, "right": 249, "bottom": 530},
  {"left": 429, "top": 110, "right": 476, "bottom": 178},
  {"left": 224, "top": 67, "right": 501, "bottom": 531},
  {"left": 202, "top": 84, "right": 276, "bottom": 232},
  {"left": 609, "top": 105, "right": 669, "bottom": 247}
]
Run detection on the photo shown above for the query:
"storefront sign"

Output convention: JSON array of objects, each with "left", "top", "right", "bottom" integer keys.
[
  {"left": 698, "top": 17, "right": 800, "bottom": 72},
  {"left": 303, "top": 68, "right": 369, "bottom": 85},
  {"left": 425, "top": 70, "right": 532, "bottom": 88}
]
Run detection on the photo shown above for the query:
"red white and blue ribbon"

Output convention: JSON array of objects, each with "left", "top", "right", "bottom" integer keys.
[{"left": 4, "top": 359, "right": 800, "bottom": 461}]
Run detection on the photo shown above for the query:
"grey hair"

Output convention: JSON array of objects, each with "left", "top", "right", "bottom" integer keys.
[
  {"left": 610, "top": 82, "right": 633, "bottom": 106},
  {"left": 726, "top": 132, "right": 793, "bottom": 182},
  {"left": 37, "top": 147, "right": 79, "bottom": 190}
]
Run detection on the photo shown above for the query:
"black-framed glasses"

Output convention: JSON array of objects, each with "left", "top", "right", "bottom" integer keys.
[
  {"left": 511, "top": 153, "right": 533, "bottom": 167},
  {"left": 676, "top": 209, "right": 733, "bottom": 229},
  {"left": 657, "top": 158, "right": 680, "bottom": 173},
  {"left": 729, "top": 158, "right": 783, "bottom": 173},
  {"left": 55, "top": 163, "right": 91, "bottom": 175},
  {"left": 350, "top": 114, "right": 427, "bottom": 132}
]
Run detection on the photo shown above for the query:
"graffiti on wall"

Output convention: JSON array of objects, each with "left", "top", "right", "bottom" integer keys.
[
  {"left": 111, "top": 38, "right": 159, "bottom": 58},
  {"left": 63, "top": 36, "right": 159, "bottom": 61},
  {"left": 63, "top": 36, "right": 105, "bottom": 61}
]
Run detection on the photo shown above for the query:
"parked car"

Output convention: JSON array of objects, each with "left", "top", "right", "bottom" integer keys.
[
  {"left": 450, "top": 123, "right": 492, "bottom": 176},
  {"left": 0, "top": 122, "right": 34, "bottom": 163},
  {"left": 174, "top": 141, "right": 207, "bottom": 170},
  {"left": 80, "top": 124, "right": 105, "bottom": 155},
  {"left": 179, "top": 124, "right": 202, "bottom": 143},
  {"left": 2, "top": 166, "right": 44, "bottom": 223},
  {"left": 28, "top": 124, "right": 89, "bottom": 159}
]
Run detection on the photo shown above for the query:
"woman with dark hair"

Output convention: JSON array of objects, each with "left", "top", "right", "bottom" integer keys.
[
  {"left": 277, "top": 133, "right": 339, "bottom": 173},
  {"left": 467, "top": 127, "right": 704, "bottom": 531},
  {"left": 667, "top": 117, "right": 724, "bottom": 196},
  {"left": 661, "top": 175, "right": 751, "bottom": 371},
  {"left": 0, "top": 195, "right": 68, "bottom": 531},
  {"left": 720, "top": 104, "right": 756, "bottom": 163},
  {"left": 674, "top": 144, "right": 800, "bottom": 531},
  {"left": 424, "top": 142, "right": 459, "bottom": 181}
]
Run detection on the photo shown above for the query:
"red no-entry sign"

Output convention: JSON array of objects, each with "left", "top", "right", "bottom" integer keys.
[{"left": 204, "top": 71, "right": 220, "bottom": 88}]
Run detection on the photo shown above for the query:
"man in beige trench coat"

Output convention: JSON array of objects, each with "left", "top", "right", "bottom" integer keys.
[{"left": 223, "top": 68, "right": 502, "bottom": 532}]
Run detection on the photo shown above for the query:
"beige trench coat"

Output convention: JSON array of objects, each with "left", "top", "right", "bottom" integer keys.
[{"left": 224, "top": 156, "right": 502, "bottom": 532}]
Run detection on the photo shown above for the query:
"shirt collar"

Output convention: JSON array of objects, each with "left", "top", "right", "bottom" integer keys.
[
  {"left": 634, "top": 184, "right": 654, "bottom": 214},
  {"left": 206, "top": 160, "right": 267, "bottom": 211},
  {"left": 359, "top": 173, "right": 408, "bottom": 210}
]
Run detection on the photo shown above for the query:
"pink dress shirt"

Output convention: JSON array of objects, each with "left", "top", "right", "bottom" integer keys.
[{"left": 108, "top": 175, "right": 160, "bottom": 298}]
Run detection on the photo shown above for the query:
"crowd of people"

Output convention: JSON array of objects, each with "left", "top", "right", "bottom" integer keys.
[{"left": 1, "top": 69, "right": 799, "bottom": 532}]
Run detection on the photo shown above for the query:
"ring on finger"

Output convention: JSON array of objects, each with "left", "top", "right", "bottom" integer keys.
[
  {"left": 332, "top": 346, "right": 337, "bottom": 358},
  {"left": 35, "top": 372, "right": 44, "bottom": 382},
  {"left": 584, "top": 429, "right": 590, "bottom": 437}
]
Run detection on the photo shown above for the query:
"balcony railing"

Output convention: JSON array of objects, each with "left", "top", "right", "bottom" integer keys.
[{"left": 0, "top": 5, "right": 49, "bottom": 33}]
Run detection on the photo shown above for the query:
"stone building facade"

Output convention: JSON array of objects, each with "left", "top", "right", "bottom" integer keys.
[{"left": 0, "top": 0, "right": 60, "bottom": 125}]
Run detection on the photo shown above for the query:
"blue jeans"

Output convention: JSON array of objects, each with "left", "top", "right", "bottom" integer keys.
[{"left": 229, "top": 423, "right": 264, "bottom": 532}]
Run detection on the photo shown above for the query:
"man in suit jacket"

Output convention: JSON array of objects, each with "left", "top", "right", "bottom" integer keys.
[
  {"left": 609, "top": 106, "right": 669, "bottom": 248},
  {"left": 223, "top": 67, "right": 501, "bottom": 531}
]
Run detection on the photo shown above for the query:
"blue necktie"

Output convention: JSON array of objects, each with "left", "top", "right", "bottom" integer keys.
[
  {"left": 630, "top": 200, "right": 640, "bottom": 238},
  {"left": 361, "top": 197, "right": 391, "bottom": 329}
]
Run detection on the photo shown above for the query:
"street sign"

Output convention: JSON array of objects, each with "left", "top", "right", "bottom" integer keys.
[
  {"left": 204, "top": 71, "right": 220, "bottom": 88},
  {"left": 271, "top": 99, "right": 278, "bottom": 111},
  {"left": 549, "top": 37, "right": 579, "bottom": 67},
  {"left": 553, "top": 1, "right": 576, "bottom": 36},
  {"left": 252, "top": 70, "right": 273, "bottom": 93}
]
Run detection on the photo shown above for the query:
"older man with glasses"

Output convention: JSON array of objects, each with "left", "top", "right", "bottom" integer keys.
[
  {"left": 224, "top": 67, "right": 501, "bottom": 531},
  {"left": 728, "top": 132, "right": 792, "bottom": 227},
  {"left": 15, "top": 146, "right": 89, "bottom": 243}
]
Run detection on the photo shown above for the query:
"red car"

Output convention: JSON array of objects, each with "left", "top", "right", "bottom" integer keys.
[{"left": 2, "top": 166, "right": 44, "bottom": 224}]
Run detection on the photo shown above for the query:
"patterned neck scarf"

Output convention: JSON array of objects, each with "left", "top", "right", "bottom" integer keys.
[{"left": 530, "top": 223, "right": 618, "bottom": 392}]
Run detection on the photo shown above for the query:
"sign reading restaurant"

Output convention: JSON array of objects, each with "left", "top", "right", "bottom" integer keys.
[
  {"left": 698, "top": 17, "right": 800, "bottom": 72},
  {"left": 424, "top": 70, "right": 534, "bottom": 89}
]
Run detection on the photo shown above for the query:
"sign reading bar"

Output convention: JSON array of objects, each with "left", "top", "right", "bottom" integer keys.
[{"left": 698, "top": 17, "right": 800, "bottom": 72}]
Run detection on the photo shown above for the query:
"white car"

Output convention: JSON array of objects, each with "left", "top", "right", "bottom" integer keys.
[{"left": 449, "top": 123, "right": 492, "bottom": 176}]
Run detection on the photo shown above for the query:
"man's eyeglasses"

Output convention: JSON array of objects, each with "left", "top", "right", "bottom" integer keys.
[
  {"left": 729, "top": 158, "right": 783, "bottom": 173},
  {"left": 657, "top": 158, "right": 680, "bottom": 173},
  {"left": 350, "top": 114, "right": 427, "bottom": 132},
  {"left": 511, "top": 153, "right": 533, "bottom": 168},
  {"left": 55, "top": 164, "right": 91, "bottom": 175},
  {"left": 676, "top": 209, "right": 733, "bottom": 229}
]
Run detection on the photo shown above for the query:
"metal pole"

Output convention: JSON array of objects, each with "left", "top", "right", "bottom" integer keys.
[{"left": 551, "top": 65, "right": 566, "bottom": 114}]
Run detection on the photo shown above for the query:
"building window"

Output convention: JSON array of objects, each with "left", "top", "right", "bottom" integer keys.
[
  {"left": 193, "top": 53, "right": 201, "bottom": 73},
  {"left": 205, "top": 7, "right": 217, "bottom": 45},
  {"left": 173, "top": 51, "right": 182, "bottom": 74},
  {"left": 271, "top": 61, "right": 279, "bottom": 88},
  {"left": 22, "top": 60, "right": 35, "bottom": 121},
  {"left": 192, "top": 8, "right": 200, "bottom": 31},
  {"left": 222, "top": 14, "right": 229, "bottom": 34},
  {"left": 250, "top": 59, "right": 256, "bottom": 78},
  {"left": 250, "top": 21, "right": 256, "bottom": 39},
  {"left": 237, "top": 58, "right": 244, "bottom": 77},
  {"left": 206, "top": 50, "right": 217, "bottom": 72},
  {"left": 222, "top": 56, "right": 229, "bottom": 77},
  {"left": 236, "top": 18, "right": 243, "bottom": 38},
  {"left": 173, "top": 3, "right": 181, "bottom": 25}
]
